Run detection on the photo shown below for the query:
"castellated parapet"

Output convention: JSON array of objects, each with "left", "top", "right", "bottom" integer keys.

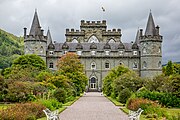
[{"left": 80, "top": 20, "right": 107, "bottom": 28}]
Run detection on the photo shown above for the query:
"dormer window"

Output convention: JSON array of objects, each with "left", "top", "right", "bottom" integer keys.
[
  {"left": 133, "top": 51, "right": 138, "bottom": 55},
  {"left": 105, "top": 51, "right": 110, "bottom": 55},
  {"left": 77, "top": 51, "right": 82, "bottom": 55},
  {"left": 91, "top": 51, "right": 96, "bottom": 56},
  {"left": 49, "top": 51, "right": 54, "bottom": 55},
  {"left": 119, "top": 51, "right": 123, "bottom": 55}
]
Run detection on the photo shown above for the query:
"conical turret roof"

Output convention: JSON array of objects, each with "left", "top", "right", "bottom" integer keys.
[
  {"left": 47, "top": 28, "right": 52, "bottom": 46},
  {"left": 29, "top": 10, "right": 41, "bottom": 36},
  {"left": 145, "top": 12, "right": 156, "bottom": 36}
]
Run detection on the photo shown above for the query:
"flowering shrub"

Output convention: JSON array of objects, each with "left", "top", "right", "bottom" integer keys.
[
  {"left": 127, "top": 98, "right": 168, "bottom": 118},
  {"left": 0, "top": 102, "right": 45, "bottom": 120}
]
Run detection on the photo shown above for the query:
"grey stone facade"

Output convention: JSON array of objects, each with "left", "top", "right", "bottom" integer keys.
[{"left": 24, "top": 11, "right": 163, "bottom": 91}]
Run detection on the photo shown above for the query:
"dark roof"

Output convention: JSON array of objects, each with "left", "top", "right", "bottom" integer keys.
[
  {"left": 29, "top": 10, "right": 41, "bottom": 36},
  {"left": 48, "top": 42, "right": 55, "bottom": 49},
  {"left": 145, "top": 12, "right": 156, "bottom": 36},
  {"left": 53, "top": 42, "right": 135, "bottom": 52}
]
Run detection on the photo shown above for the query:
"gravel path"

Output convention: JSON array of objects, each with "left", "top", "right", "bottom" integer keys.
[{"left": 59, "top": 92, "right": 128, "bottom": 120}]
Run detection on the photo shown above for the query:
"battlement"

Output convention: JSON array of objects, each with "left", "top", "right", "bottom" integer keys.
[
  {"left": 102, "top": 29, "right": 122, "bottom": 36},
  {"left": 65, "top": 29, "right": 85, "bottom": 36},
  {"left": 140, "top": 35, "right": 163, "bottom": 42},
  {"left": 24, "top": 35, "right": 47, "bottom": 42},
  {"left": 80, "top": 20, "right": 107, "bottom": 28}
]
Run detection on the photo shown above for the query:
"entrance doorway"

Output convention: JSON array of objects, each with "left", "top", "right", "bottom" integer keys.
[{"left": 89, "top": 76, "right": 98, "bottom": 91}]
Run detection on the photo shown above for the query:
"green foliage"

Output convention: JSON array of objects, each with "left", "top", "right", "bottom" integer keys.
[
  {"left": 136, "top": 89, "right": 180, "bottom": 108},
  {"left": 53, "top": 88, "right": 67, "bottom": 103},
  {"left": 12, "top": 54, "right": 46, "bottom": 70},
  {"left": 0, "top": 29, "right": 24, "bottom": 69},
  {"left": 0, "top": 102, "right": 45, "bottom": 120},
  {"left": 118, "top": 88, "right": 132, "bottom": 104},
  {"left": 170, "top": 74, "right": 180, "bottom": 97},
  {"left": 103, "top": 65, "right": 130, "bottom": 96},
  {"left": 37, "top": 99, "right": 62, "bottom": 111},
  {"left": 163, "top": 61, "right": 180, "bottom": 76},
  {"left": 127, "top": 98, "right": 168, "bottom": 118},
  {"left": 57, "top": 52, "right": 88, "bottom": 95}
]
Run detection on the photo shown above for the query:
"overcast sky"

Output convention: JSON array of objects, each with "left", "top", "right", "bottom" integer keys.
[{"left": 0, "top": 0, "right": 179, "bottom": 64}]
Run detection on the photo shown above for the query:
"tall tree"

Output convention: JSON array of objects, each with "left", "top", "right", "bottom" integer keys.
[{"left": 57, "top": 52, "right": 87, "bottom": 95}]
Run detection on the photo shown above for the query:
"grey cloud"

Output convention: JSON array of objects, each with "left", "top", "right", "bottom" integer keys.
[{"left": 0, "top": 0, "right": 180, "bottom": 64}]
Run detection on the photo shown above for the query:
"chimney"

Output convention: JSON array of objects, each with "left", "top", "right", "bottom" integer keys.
[
  {"left": 156, "top": 25, "right": 160, "bottom": 35},
  {"left": 24, "top": 27, "right": 27, "bottom": 38},
  {"left": 41, "top": 29, "right": 44, "bottom": 36},
  {"left": 140, "top": 29, "right": 143, "bottom": 37}
]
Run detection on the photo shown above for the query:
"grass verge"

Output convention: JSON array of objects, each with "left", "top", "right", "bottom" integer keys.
[{"left": 106, "top": 96, "right": 124, "bottom": 106}]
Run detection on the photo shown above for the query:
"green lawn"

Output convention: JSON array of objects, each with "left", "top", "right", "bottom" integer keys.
[
  {"left": 106, "top": 96, "right": 124, "bottom": 106},
  {"left": 0, "top": 104, "right": 12, "bottom": 110}
]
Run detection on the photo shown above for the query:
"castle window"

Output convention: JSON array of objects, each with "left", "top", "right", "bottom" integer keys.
[
  {"left": 108, "top": 39, "right": 115, "bottom": 43},
  {"left": 158, "top": 47, "right": 161, "bottom": 53},
  {"left": 91, "top": 51, "right": 96, "bottom": 55},
  {"left": 77, "top": 51, "right": 82, "bottom": 55},
  {"left": 40, "top": 46, "right": 44, "bottom": 53},
  {"left": 91, "top": 62, "right": 96, "bottom": 70},
  {"left": 49, "top": 51, "right": 54, "bottom": 55},
  {"left": 133, "top": 51, "right": 137, "bottom": 55},
  {"left": 133, "top": 62, "right": 138, "bottom": 69},
  {"left": 88, "top": 35, "right": 99, "bottom": 43},
  {"left": 105, "top": 51, "right": 110, "bottom": 55},
  {"left": 64, "top": 51, "right": 68, "bottom": 55},
  {"left": 72, "top": 38, "right": 78, "bottom": 43},
  {"left": 119, "top": 62, "right": 124, "bottom": 65},
  {"left": 143, "top": 48, "right": 147, "bottom": 54},
  {"left": 158, "top": 61, "right": 161, "bottom": 68},
  {"left": 119, "top": 51, "right": 123, "bottom": 55},
  {"left": 105, "top": 62, "right": 110, "bottom": 69},
  {"left": 49, "top": 62, "right": 54, "bottom": 68},
  {"left": 143, "top": 61, "right": 147, "bottom": 68}
]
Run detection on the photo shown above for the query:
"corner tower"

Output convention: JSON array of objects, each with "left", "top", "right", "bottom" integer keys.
[
  {"left": 140, "top": 12, "right": 163, "bottom": 78},
  {"left": 24, "top": 10, "right": 47, "bottom": 62}
]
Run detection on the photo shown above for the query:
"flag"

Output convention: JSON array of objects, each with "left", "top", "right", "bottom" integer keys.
[{"left": 102, "top": 7, "right": 105, "bottom": 12}]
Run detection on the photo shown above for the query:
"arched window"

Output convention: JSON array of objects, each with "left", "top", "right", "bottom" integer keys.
[
  {"left": 133, "top": 62, "right": 138, "bottom": 69},
  {"left": 108, "top": 39, "right": 115, "bottom": 43},
  {"left": 105, "top": 51, "right": 110, "bottom": 55},
  {"left": 158, "top": 47, "right": 161, "bottom": 53},
  {"left": 105, "top": 62, "right": 110, "bottom": 69},
  {"left": 143, "top": 48, "right": 147, "bottom": 54},
  {"left": 40, "top": 46, "right": 44, "bottom": 53},
  {"left": 49, "top": 62, "right": 54, "bottom": 68},
  {"left": 143, "top": 61, "right": 147, "bottom": 68},
  {"left": 91, "top": 62, "right": 96, "bottom": 69},
  {"left": 88, "top": 35, "right": 99, "bottom": 43},
  {"left": 77, "top": 51, "right": 82, "bottom": 55},
  {"left": 119, "top": 61, "right": 124, "bottom": 65},
  {"left": 158, "top": 61, "right": 161, "bottom": 68},
  {"left": 72, "top": 38, "right": 78, "bottom": 43}
]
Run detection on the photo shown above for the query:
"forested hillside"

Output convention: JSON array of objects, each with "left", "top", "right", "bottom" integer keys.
[{"left": 0, "top": 29, "right": 24, "bottom": 69}]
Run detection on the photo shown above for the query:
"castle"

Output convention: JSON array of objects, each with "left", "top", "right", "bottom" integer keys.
[{"left": 24, "top": 11, "right": 163, "bottom": 91}]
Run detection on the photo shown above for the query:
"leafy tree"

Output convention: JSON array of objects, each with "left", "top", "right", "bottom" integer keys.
[
  {"left": 169, "top": 74, "right": 180, "bottom": 97},
  {"left": 103, "top": 65, "right": 130, "bottom": 96},
  {"left": 12, "top": 54, "right": 46, "bottom": 70},
  {"left": 118, "top": 88, "right": 132, "bottom": 104},
  {"left": 57, "top": 52, "right": 88, "bottom": 95},
  {"left": 163, "top": 61, "right": 173, "bottom": 76},
  {"left": 57, "top": 52, "right": 83, "bottom": 73}
]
